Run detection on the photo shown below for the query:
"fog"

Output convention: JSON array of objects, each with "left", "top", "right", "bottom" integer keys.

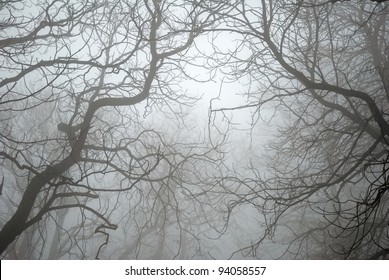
[{"left": 0, "top": 0, "right": 388, "bottom": 260}]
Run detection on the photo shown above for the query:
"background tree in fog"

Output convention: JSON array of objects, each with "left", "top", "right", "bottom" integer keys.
[
  {"left": 0, "top": 0, "right": 233, "bottom": 258},
  {"left": 211, "top": 0, "right": 389, "bottom": 259}
]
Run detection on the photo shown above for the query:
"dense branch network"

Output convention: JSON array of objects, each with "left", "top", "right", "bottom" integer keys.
[
  {"left": 0, "top": 0, "right": 233, "bottom": 259},
  {"left": 210, "top": 0, "right": 389, "bottom": 259}
]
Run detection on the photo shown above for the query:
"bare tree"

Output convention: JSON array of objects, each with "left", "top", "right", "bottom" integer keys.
[
  {"left": 211, "top": 0, "right": 389, "bottom": 259},
  {"left": 0, "top": 0, "right": 234, "bottom": 258}
]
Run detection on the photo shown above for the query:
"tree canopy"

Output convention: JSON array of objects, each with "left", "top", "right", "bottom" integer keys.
[{"left": 1, "top": 0, "right": 388, "bottom": 259}]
